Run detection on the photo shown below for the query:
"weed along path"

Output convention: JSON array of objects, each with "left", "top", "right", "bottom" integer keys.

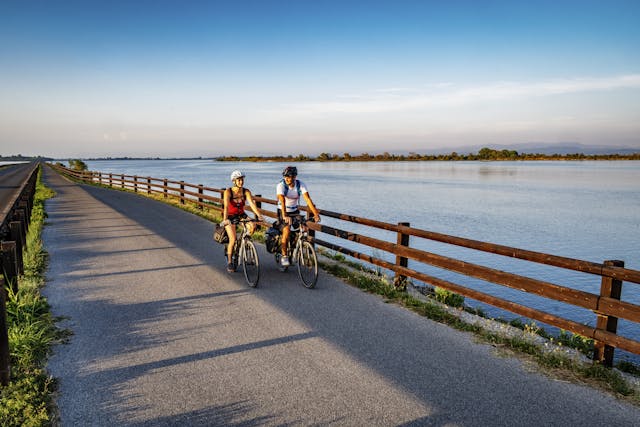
[{"left": 40, "top": 166, "right": 639, "bottom": 426}]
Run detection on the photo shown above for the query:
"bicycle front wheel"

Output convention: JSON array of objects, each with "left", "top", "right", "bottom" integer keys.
[
  {"left": 297, "top": 240, "right": 318, "bottom": 288},
  {"left": 241, "top": 239, "right": 260, "bottom": 287}
]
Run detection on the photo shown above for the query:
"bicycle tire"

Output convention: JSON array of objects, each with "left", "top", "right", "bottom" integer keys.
[
  {"left": 242, "top": 239, "right": 260, "bottom": 287},
  {"left": 297, "top": 240, "right": 318, "bottom": 288}
]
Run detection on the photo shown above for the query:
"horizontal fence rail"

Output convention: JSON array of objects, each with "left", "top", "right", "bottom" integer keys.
[
  {"left": 1, "top": 162, "right": 39, "bottom": 386},
  {"left": 51, "top": 163, "right": 640, "bottom": 366}
]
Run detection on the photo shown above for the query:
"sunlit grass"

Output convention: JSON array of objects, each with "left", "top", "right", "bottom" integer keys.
[{"left": 0, "top": 167, "right": 63, "bottom": 426}]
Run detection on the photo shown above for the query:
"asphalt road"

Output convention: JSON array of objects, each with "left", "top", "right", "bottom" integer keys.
[
  {"left": 41, "top": 165, "right": 639, "bottom": 426},
  {"left": 0, "top": 162, "right": 37, "bottom": 226}
]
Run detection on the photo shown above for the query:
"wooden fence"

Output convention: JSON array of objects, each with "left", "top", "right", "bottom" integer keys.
[
  {"left": 0, "top": 162, "right": 39, "bottom": 385},
  {"left": 51, "top": 164, "right": 640, "bottom": 367}
]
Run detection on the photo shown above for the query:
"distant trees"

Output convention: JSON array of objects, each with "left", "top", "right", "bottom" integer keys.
[
  {"left": 68, "top": 159, "right": 88, "bottom": 171},
  {"left": 215, "top": 149, "right": 640, "bottom": 162}
]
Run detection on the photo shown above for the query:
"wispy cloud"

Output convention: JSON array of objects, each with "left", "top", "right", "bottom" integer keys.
[{"left": 267, "top": 74, "right": 640, "bottom": 119}]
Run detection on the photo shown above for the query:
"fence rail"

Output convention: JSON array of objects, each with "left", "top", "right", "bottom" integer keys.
[
  {"left": 51, "top": 163, "right": 640, "bottom": 366},
  {"left": 1, "top": 162, "right": 39, "bottom": 386}
]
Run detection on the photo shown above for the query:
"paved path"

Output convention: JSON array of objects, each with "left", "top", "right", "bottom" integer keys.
[{"left": 42, "top": 166, "right": 639, "bottom": 426}]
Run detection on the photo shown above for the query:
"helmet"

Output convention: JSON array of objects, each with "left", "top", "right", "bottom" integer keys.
[
  {"left": 282, "top": 166, "right": 297, "bottom": 177},
  {"left": 230, "top": 170, "right": 245, "bottom": 181}
]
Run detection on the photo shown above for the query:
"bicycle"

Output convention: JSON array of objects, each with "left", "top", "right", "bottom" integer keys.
[
  {"left": 275, "top": 215, "right": 318, "bottom": 289},
  {"left": 224, "top": 217, "right": 260, "bottom": 287}
]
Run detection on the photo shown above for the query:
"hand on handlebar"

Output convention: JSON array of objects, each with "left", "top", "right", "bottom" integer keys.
[{"left": 221, "top": 219, "right": 230, "bottom": 227}]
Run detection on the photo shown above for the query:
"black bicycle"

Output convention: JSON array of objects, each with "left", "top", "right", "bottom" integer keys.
[
  {"left": 225, "top": 218, "right": 260, "bottom": 287},
  {"left": 275, "top": 215, "right": 318, "bottom": 288}
]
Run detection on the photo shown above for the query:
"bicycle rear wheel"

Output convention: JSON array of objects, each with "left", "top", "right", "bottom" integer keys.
[
  {"left": 297, "top": 240, "right": 318, "bottom": 288},
  {"left": 241, "top": 239, "right": 260, "bottom": 287}
]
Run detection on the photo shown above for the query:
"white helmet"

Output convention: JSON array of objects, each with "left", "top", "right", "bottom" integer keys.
[{"left": 230, "top": 170, "right": 245, "bottom": 181}]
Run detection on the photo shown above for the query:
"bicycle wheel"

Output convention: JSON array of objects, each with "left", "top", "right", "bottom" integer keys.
[
  {"left": 241, "top": 239, "right": 260, "bottom": 287},
  {"left": 297, "top": 240, "right": 318, "bottom": 288}
]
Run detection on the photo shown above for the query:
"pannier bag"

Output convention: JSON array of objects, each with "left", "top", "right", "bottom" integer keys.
[
  {"left": 265, "top": 226, "right": 280, "bottom": 253},
  {"left": 213, "top": 223, "right": 229, "bottom": 244}
]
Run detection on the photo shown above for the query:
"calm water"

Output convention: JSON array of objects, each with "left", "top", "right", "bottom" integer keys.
[{"left": 83, "top": 159, "right": 640, "bottom": 361}]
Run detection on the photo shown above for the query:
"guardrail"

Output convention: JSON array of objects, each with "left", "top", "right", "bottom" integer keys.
[
  {"left": 51, "top": 163, "right": 640, "bottom": 367},
  {"left": 1, "top": 162, "right": 39, "bottom": 385}
]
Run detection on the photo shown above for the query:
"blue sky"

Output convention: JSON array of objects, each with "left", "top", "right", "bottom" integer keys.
[{"left": 1, "top": 0, "right": 639, "bottom": 157}]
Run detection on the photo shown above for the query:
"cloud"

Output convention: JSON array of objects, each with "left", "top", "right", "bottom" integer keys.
[{"left": 266, "top": 74, "right": 640, "bottom": 119}]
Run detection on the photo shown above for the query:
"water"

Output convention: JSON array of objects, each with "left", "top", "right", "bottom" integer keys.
[{"left": 83, "top": 159, "right": 640, "bottom": 362}]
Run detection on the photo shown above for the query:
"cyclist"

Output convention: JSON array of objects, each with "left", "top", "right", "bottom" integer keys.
[
  {"left": 276, "top": 166, "right": 321, "bottom": 267},
  {"left": 222, "top": 170, "right": 264, "bottom": 272}
]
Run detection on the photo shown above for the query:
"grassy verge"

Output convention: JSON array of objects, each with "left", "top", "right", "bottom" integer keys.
[
  {"left": 0, "top": 167, "right": 64, "bottom": 426},
  {"left": 319, "top": 252, "right": 640, "bottom": 405}
]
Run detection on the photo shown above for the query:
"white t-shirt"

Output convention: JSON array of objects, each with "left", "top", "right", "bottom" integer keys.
[{"left": 276, "top": 179, "right": 308, "bottom": 213}]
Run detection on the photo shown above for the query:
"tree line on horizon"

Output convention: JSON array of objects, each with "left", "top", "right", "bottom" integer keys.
[{"left": 217, "top": 147, "right": 640, "bottom": 162}]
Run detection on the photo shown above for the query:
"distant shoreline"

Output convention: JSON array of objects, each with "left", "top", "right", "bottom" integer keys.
[{"left": 4, "top": 147, "right": 640, "bottom": 163}]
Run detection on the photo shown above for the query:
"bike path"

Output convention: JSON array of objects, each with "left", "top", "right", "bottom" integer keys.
[{"left": 41, "top": 166, "right": 639, "bottom": 426}]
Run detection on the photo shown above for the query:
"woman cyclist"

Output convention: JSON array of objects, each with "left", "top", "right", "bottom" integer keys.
[{"left": 222, "top": 170, "right": 264, "bottom": 272}]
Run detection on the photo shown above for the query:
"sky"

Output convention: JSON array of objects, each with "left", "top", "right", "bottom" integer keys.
[{"left": 1, "top": 0, "right": 639, "bottom": 158}]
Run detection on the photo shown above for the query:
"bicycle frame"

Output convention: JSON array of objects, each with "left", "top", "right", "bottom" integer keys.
[
  {"left": 227, "top": 218, "right": 260, "bottom": 287},
  {"left": 277, "top": 215, "right": 318, "bottom": 288}
]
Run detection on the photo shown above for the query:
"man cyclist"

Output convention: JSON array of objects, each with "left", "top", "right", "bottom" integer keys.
[
  {"left": 222, "top": 170, "right": 264, "bottom": 272},
  {"left": 276, "top": 166, "right": 321, "bottom": 267}
]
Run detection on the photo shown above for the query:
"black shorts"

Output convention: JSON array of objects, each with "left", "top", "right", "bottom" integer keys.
[
  {"left": 229, "top": 213, "right": 248, "bottom": 224},
  {"left": 276, "top": 209, "right": 303, "bottom": 231}
]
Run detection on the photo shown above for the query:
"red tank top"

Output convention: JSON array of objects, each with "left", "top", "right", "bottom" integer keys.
[{"left": 227, "top": 188, "right": 246, "bottom": 216}]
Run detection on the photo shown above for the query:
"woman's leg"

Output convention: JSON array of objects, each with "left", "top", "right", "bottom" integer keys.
[{"left": 225, "top": 224, "right": 236, "bottom": 263}]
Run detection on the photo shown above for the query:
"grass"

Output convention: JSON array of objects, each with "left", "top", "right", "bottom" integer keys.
[{"left": 0, "top": 167, "right": 64, "bottom": 426}]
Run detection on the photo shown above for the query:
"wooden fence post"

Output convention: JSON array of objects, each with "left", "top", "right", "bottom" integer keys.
[
  {"left": 134, "top": 176, "right": 138, "bottom": 193},
  {"left": 163, "top": 179, "right": 168, "bottom": 198},
  {"left": 0, "top": 277, "right": 10, "bottom": 386},
  {"left": 109, "top": 173, "right": 113, "bottom": 187},
  {"left": 198, "top": 185, "right": 204, "bottom": 209},
  {"left": 593, "top": 260, "right": 624, "bottom": 366},
  {"left": 121, "top": 174, "right": 125, "bottom": 189},
  {"left": 147, "top": 177, "right": 151, "bottom": 195},
  {"left": 394, "top": 222, "right": 410, "bottom": 289},
  {"left": 0, "top": 242, "right": 18, "bottom": 293},
  {"left": 180, "top": 181, "right": 185, "bottom": 205},
  {"left": 9, "top": 222, "right": 24, "bottom": 276}
]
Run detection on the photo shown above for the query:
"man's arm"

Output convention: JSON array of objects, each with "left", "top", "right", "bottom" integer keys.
[{"left": 303, "top": 193, "right": 321, "bottom": 223}]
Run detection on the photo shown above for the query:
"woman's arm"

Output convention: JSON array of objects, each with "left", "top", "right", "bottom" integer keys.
[
  {"left": 222, "top": 188, "right": 231, "bottom": 224},
  {"left": 245, "top": 190, "right": 264, "bottom": 221}
]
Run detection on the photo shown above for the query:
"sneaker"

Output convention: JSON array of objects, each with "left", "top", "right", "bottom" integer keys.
[
  {"left": 280, "top": 256, "right": 290, "bottom": 267},
  {"left": 227, "top": 262, "right": 235, "bottom": 273}
]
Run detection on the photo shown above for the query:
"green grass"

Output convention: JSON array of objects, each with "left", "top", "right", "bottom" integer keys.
[{"left": 0, "top": 167, "right": 63, "bottom": 426}]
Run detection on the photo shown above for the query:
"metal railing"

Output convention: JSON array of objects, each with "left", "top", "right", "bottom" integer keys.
[
  {"left": 51, "top": 164, "right": 640, "bottom": 367},
  {"left": 1, "top": 162, "right": 39, "bottom": 385}
]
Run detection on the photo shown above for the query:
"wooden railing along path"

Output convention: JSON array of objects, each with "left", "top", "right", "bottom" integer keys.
[
  {"left": 0, "top": 162, "right": 39, "bottom": 385},
  {"left": 51, "top": 164, "right": 640, "bottom": 367}
]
